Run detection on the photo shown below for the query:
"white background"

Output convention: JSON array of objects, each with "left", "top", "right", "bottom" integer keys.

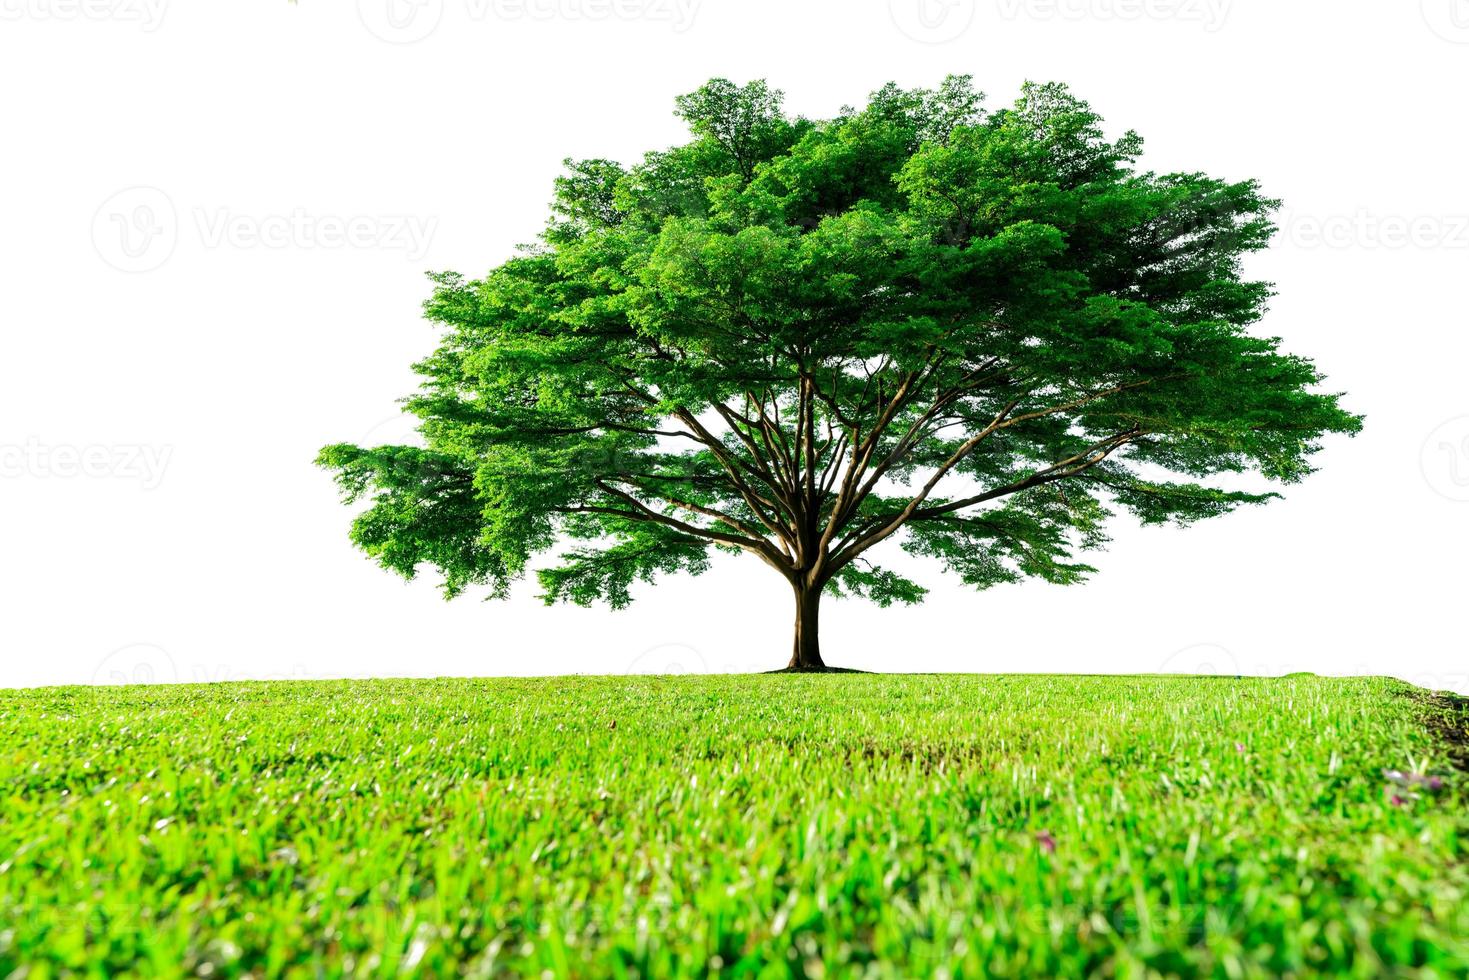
[{"left": 2, "top": 0, "right": 1466, "bottom": 690}]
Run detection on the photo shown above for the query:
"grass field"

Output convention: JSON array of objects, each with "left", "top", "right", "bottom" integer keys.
[{"left": 1, "top": 675, "right": 1465, "bottom": 978}]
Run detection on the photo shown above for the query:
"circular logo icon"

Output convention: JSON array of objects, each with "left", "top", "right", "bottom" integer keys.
[
  {"left": 1156, "top": 643, "right": 1240, "bottom": 677},
  {"left": 889, "top": 0, "right": 976, "bottom": 43},
  {"left": 624, "top": 643, "right": 710, "bottom": 675},
  {"left": 1422, "top": 0, "right": 1469, "bottom": 43},
  {"left": 92, "top": 186, "right": 177, "bottom": 273},
  {"left": 346, "top": 412, "right": 446, "bottom": 483},
  {"left": 358, "top": 0, "right": 444, "bottom": 43},
  {"left": 359, "top": 412, "right": 425, "bottom": 450},
  {"left": 92, "top": 643, "right": 179, "bottom": 686},
  {"left": 1422, "top": 416, "right": 1469, "bottom": 501}
]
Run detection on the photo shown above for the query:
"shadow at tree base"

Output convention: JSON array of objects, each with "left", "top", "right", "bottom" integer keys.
[{"left": 764, "top": 665, "right": 872, "bottom": 674}]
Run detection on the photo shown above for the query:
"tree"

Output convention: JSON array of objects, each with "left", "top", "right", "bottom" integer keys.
[{"left": 318, "top": 77, "right": 1360, "bottom": 672}]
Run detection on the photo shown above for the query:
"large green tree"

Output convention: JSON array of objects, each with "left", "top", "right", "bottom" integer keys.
[{"left": 319, "top": 78, "right": 1360, "bottom": 671}]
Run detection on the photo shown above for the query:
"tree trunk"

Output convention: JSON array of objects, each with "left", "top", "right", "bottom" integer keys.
[{"left": 787, "top": 582, "right": 827, "bottom": 671}]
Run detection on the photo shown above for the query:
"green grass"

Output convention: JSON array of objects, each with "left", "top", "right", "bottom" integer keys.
[{"left": 1, "top": 675, "right": 1465, "bottom": 978}]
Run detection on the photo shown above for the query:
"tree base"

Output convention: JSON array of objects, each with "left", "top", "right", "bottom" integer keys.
[{"left": 765, "top": 665, "right": 870, "bottom": 674}]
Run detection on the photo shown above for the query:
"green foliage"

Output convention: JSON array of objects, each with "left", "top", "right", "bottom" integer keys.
[
  {"left": 827, "top": 561, "right": 928, "bottom": 607},
  {"left": 1, "top": 676, "right": 1465, "bottom": 976},
  {"left": 318, "top": 77, "right": 1361, "bottom": 621}
]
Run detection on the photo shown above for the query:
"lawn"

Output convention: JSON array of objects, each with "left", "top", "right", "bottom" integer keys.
[{"left": 1, "top": 674, "right": 1465, "bottom": 977}]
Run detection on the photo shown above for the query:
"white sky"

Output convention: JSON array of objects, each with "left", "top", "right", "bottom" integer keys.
[{"left": 2, "top": 0, "right": 1466, "bottom": 691}]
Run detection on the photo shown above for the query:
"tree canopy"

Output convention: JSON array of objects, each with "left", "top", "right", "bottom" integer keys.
[{"left": 319, "top": 77, "right": 1360, "bottom": 670}]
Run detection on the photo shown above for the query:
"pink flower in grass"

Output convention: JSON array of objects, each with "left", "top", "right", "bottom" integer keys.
[
  {"left": 1036, "top": 830, "right": 1057, "bottom": 854},
  {"left": 1384, "top": 770, "right": 1447, "bottom": 793}
]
